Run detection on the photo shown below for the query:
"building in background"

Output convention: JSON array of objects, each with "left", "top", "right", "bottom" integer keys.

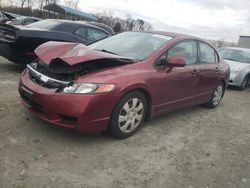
[
  {"left": 43, "top": 3, "right": 98, "bottom": 21},
  {"left": 238, "top": 36, "right": 250, "bottom": 48}
]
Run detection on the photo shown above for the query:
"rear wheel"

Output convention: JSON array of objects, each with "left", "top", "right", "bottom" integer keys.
[
  {"left": 240, "top": 75, "right": 249, "bottom": 90},
  {"left": 205, "top": 82, "right": 224, "bottom": 108},
  {"left": 109, "top": 91, "right": 147, "bottom": 139}
]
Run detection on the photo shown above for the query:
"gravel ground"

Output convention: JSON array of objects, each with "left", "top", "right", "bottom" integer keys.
[{"left": 0, "top": 57, "right": 250, "bottom": 188}]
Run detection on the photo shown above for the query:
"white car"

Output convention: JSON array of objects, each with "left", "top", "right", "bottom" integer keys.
[{"left": 219, "top": 47, "right": 250, "bottom": 90}]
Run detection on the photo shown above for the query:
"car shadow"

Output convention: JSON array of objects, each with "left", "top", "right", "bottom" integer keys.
[
  {"left": 27, "top": 112, "right": 115, "bottom": 144},
  {"left": 0, "top": 58, "right": 26, "bottom": 74},
  {"left": 144, "top": 105, "right": 206, "bottom": 127},
  {"left": 25, "top": 104, "right": 206, "bottom": 144},
  {"left": 227, "top": 85, "right": 250, "bottom": 91}
]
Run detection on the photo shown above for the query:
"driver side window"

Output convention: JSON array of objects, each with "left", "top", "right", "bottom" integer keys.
[{"left": 167, "top": 41, "right": 198, "bottom": 65}]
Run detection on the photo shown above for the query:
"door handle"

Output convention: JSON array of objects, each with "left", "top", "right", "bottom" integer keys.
[
  {"left": 215, "top": 67, "right": 219, "bottom": 73},
  {"left": 191, "top": 69, "right": 200, "bottom": 75}
]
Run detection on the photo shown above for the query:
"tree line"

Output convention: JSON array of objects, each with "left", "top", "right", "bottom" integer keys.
[
  {"left": 95, "top": 11, "right": 153, "bottom": 32},
  {"left": 0, "top": 0, "right": 153, "bottom": 32}
]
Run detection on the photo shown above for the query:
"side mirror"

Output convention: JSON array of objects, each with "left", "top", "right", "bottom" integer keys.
[
  {"left": 155, "top": 58, "right": 167, "bottom": 66},
  {"left": 167, "top": 56, "right": 187, "bottom": 67}
]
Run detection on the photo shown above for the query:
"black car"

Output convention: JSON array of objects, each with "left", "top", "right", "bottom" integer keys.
[{"left": 0, "top": 19, "right": 114, "bottom": 65}]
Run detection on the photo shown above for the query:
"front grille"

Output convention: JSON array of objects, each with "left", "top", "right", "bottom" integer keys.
[
  {"left": 35, "top": 62, "right": 74, "bottom": 81},
  {"left": 59, "top": 114, "right": 78, "bottom": 123},
  {"left": 27, "top": 64, "right": 70, "bottom": 88}
]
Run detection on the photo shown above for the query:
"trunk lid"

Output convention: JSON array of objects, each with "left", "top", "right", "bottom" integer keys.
[
  {"left": 0, "top": 23, "right": 50, "bottom": 43},
  {"left": 0, "top": 23, "right": 18, "bottom": 42}
]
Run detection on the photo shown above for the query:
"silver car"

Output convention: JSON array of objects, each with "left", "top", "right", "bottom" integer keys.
[{"left": 218, "top": 47, "right": 250, "bottom": 90}]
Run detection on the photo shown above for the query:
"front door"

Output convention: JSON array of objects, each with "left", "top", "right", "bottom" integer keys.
[{"left": 153, "top": 40, "right": 200, "bottom": 113}]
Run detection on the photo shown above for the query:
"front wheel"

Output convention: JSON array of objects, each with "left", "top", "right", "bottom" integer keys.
[
  {"left": 109, "top": 91, "right": 147, "bottom": 139},
  {"left": 205, "top": 82, "right": 224, "bottom": 108}
]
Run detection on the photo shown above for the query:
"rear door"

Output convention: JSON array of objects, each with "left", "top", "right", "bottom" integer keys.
[{"left": 197, "top": 41, "right": 220, "bottom": 99}]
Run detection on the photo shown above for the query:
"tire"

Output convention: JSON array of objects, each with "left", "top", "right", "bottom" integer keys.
[
  {"left": 239, "top": 75, "right": 249, "bottom": 90},
  {"left": 109, "top": 91, "right": 147, "bottom": 139},
  {"left": 205, "top": 82, "right": 224, "bottom": 108}
]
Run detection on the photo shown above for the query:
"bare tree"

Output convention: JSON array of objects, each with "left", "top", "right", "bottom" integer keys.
[
  {"left": 38, "top": 0, "right": 44, "bottom": 9},
  {"left": 217, "top": 40, "right": 226, "bottom": 49},
  {"left": 138, "top": 19, "right": 144, "bottom": 30},
  {"left": 37, "top": 0, "right": 59, "bottom": 10},
  {"left": 73, "top": 0, "right": 80, "bottom": 9},
  {"left": 44, "top": 0, "right": 58, "bottom": 6},
  {"left": 64, "top": 0, "right": 79, "bottom": 9},
  {"left": 210, "top": 39, "right": 226, "bottom": 49},
  {"left": 113, "top": 22, "right": 121, "bottom": 32},
  {"left": 95, "top": 12, "right": 153, "bottom": 33},
  {"left": 143, "top": 22, "right": 153, "bottom": 31},
  {"left": 27, "top": 0, "right": 35, "bottom": 7},
  {"left": 208, "top": 39, "right": 237, "bottom": 49},
  {"left": 20, "top": 0, "right": 27, "bottom": 7},
  {"left": 1, "top": 0, "right": 19, "bottom": 6}
]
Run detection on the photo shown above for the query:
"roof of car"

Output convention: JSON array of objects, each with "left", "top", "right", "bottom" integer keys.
[
  {"left": 76, "top": 21, "right": 114, "bottom": 34},
  {"left": 41, "top": 19, "right": 112, "bottom": 34},
  {"left": 17, "top": 16, "right": 41, "bottom": 20},
  {"left": 222, "top": 47, "right": 250, "bottom": 52},
  {"left": 129, "top": 30, "right": 202, "bottom": 39}
]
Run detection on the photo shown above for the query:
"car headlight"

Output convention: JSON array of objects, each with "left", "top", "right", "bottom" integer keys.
[
  {"left": 61, "top": 83, "right": 115, "bottom": 94},
  {"left": 232, "top": 67, "right": 244, "bottom": 73}
]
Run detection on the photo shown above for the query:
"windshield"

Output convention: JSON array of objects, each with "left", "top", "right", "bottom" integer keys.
[
  {"left": 28, "top": 19, "right": 61, "bottom": 30},
  {"left": 89, "top": 32, "right": 172, "bottom": 60},
  {"left": 219, "top": 48, "right": 250, "bottom": 64}
]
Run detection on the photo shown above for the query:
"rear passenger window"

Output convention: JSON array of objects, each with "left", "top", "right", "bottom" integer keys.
[
  {"left": 200, "top": 42, "right": 218, "bottom": 64},
  {"left": 87, "top": 28, "right": 107, "bottom": 41},
  {"left": 167, "top": 41, "right": 198, "bottom": 64},
  {"left": 75, "top": 27, "right": 107, "bottom": 42},
  {"left": 75, "top": 27, "right": 88, "bottom": 39}
]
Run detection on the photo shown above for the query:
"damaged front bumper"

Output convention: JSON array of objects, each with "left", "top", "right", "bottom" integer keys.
[{"left": 18, "top": 69, "right": 116, "bottom": 133}]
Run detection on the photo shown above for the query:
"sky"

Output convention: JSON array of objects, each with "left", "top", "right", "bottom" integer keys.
[{"left": 75, "top": 0, "right": 250, "bottom": 42}]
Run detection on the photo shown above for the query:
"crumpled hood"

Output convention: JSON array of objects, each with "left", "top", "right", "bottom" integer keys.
[
  {"left": 225, "top": 59, "right": 250, "bottom": 71},
  {"left": 34, "top": 41, "right": 127, "bottom": 65}
]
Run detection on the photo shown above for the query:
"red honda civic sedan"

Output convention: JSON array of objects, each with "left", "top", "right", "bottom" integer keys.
[{"left": 18, "top": 31, "right": 230, "bottom": 138}]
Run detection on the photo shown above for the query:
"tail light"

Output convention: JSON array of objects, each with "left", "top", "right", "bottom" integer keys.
[{"left": 0, "top": 28, "right": 16, "bottom": 41}]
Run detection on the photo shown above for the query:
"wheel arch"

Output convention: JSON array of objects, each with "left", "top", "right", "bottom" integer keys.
[
  {"left": 115, "top": 84, "right": 153, "bottom": 121},
  {"left": 246, "top": 72, "right": 250, "bottom": 79},
  {"left": 243, "top": 72, "right": 250, "bottom": 86},
  {"left": 219, "top": 79, "right": 226, "bottom": 97},
  {"left": 134, "top": 88, "right": 152, "bottom": 121}
]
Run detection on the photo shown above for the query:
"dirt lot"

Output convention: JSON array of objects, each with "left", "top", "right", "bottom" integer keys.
[{"left": 0, "top": 57, "right": 250, "bottom": 188}]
